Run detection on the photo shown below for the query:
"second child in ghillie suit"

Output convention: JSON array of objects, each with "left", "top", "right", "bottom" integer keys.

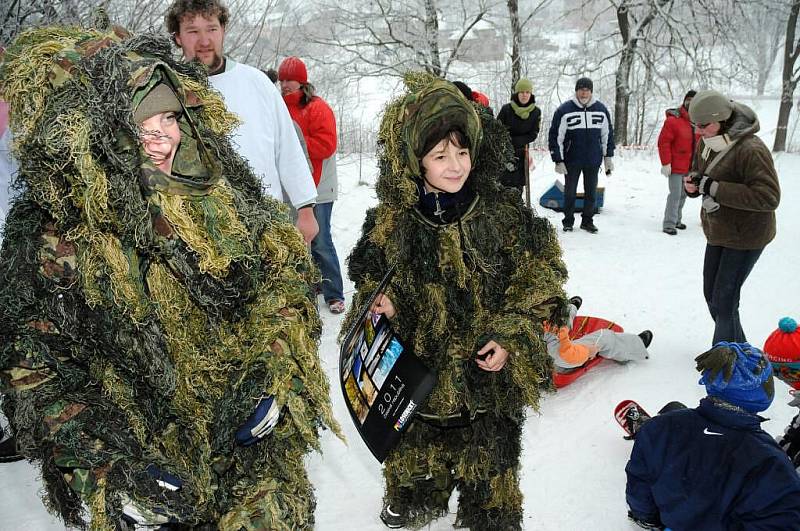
[
  {"left": 0, "top": 24, "right": 339, "bottom": 530},
  {"left": 342, "top": 74, "right": 568, "bottom": 530}
]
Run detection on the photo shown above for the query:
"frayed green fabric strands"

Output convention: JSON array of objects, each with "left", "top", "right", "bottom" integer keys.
[
  {"left": 0, "top": 24, "right": 339, "bottom": 530},
  {"left": 344, "top": 72, "right": 569, "bottom": 529}
]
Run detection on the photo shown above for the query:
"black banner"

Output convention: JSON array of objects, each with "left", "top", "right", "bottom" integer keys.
[{"left": 339, "top": 268, "right": 437, "bottom": 462}]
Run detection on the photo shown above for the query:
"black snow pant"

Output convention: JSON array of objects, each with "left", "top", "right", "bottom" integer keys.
[{"left": 702, "top": 244, "right": 763, "bottom": 345}]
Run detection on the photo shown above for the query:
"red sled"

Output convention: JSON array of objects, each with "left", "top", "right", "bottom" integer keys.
[
  {"left": 614, "top": 399, "right": 651, "bottom": 439},
  {"left": 552, "top": 315, "right": 623, "bottom": 388}
]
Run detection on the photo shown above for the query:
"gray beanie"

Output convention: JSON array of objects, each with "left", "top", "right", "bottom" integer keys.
[
  {"left": 134, "top": 84, "right": 182, "bottom": 124},
  {"left": 689, "top": 90, "right": 733, "bottom": 125}
]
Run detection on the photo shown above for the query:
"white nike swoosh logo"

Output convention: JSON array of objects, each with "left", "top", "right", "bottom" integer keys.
[{"left": 703, "top": 428, "right": 724, "bottom": 436}]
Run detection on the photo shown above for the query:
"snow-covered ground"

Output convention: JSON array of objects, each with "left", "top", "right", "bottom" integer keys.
[{"left": 1, "top": 100, "right": 799, "bottom": 530}]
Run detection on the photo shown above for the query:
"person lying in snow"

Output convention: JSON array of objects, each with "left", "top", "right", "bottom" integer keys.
[
  {"left": 625, "top": 342, "right": 800, "bottom": 530},
  {"left": 543, "top": 296, "right": 652, "bottom": 373}
]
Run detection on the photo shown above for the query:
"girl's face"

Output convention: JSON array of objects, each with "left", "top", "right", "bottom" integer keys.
[
  {"left": 421, "top": 137, "right": 471, "bottom": 194},
  {"left": 696, "top": 121, "right": 721, "bottom": 138},
  {"left": 139, "top": 111, "right": 181, "bottom": 174},
  {"left": 517, "top": 91, "right": 532, "bottom": 104}
]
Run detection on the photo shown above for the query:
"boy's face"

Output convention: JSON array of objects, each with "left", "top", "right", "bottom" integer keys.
[
  {"left": 174, "top": 13, "right": 225, "bottom": 72},
  {"left": 420, "top": 137, "right": 471, "bottom": 194}
]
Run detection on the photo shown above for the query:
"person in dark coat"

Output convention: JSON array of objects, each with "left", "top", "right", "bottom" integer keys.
[
  {"left": 683, "top": 90, "right": 780, "bottom": 345},
  {"left": 497, "top": 78, "right": 540, "bottom": 191},
  {"left": 625, "top": 342, "right": 800, "bottom": 530},
  {"left": 547, "top": 77, "right": 614, "bottom": 233}
]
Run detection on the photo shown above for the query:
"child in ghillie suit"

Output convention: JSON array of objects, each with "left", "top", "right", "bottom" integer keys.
[
  {"left": 0, "top": 23, "right": 339, "bottom": 530},
  {"left": 343, "top": 73, "right": 568, "bottom": 530}
]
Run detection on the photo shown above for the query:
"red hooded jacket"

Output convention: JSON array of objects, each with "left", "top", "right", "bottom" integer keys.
[
  {"left": 283, "top": 91, "right": 337, "bottom": 186},
  {"left": 657, "top": 105, "right": 699, "bottom": 175}
]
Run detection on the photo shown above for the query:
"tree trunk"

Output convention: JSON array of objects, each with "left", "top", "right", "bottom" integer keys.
[
  {"left": 507, "top": 0, "right": 522, "bottom": 87},
  {"left": 423, "top": 0, "right": 442, "bottom": 76},
  {"left": 774, "top": 0, "right": 800, "bottom": 152},
  {"left": 614, "top": 2, "right": 633, "bottom": 146}
]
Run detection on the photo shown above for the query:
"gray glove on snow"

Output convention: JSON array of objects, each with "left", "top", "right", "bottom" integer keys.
[
  {"left": 555, "top": 162, "right": 567, "bottom": 175},
  {"left": 660, "top": 164, "right": 671, "bottom": 177}
]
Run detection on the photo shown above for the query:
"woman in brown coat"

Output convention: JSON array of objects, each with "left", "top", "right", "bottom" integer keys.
[{"left": 684, "top": 90, "right": 780, "bottom": 345}]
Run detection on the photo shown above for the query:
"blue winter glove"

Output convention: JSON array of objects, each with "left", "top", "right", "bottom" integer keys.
[
  {"left": 145, "top": 464, "right": 184, "bottom": 491},
  {"left": 121, "top": 465, "right": 183, "bottom": 526},
  {"left": 235, "top": 395, "right": 281, "bottom": 446}
]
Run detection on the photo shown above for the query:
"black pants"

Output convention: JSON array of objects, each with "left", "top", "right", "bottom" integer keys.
[
  {"left": 702, "top": 244, "right": 763, "bottom": 345},
  {"left": 563, "top": 164, "right": 599, "bottom": 227}
]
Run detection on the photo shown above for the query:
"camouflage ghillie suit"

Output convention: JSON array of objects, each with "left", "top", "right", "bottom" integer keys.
[
  {"left": 343, "top": 75, "right": 568, "bottom": 530},
  {"left": 0, "top": 25, "right": 339, "bottom": 530}
]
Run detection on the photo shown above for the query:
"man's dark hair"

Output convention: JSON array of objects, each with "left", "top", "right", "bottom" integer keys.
[
  {"left": 165, "top": 0, "right": 230, "bottom": 44},
  {"left": 264, "top": 68, "right": 279, "bottom": 84}
]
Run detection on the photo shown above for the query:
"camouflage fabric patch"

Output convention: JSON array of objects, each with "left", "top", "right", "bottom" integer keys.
[
  {"left": 38, "top": 223, "right": 77, "bottom": 283},
  {"left": 44, "top": 401, "right": 87, "bottom": 434}
]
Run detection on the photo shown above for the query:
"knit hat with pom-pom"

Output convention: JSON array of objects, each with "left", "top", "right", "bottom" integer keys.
[{"left": 764, "top": 317, "right": 800, "bottom": 390}]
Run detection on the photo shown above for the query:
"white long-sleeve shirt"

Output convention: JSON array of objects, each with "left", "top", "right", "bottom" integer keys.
[{"left": 210, "top": 59, "right": 316, "bottom": 208}]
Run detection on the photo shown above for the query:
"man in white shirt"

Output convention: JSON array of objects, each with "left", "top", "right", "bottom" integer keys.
[{"left": 165, "top": 0, "right": 319, "bottom": 244}]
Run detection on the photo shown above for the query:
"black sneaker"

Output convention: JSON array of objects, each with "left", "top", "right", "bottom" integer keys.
[
  {"left": 562, "top": 225, "right": 573, "bottom": 232},
  {"left": 663, "top": 228, "right": 677, "bottom": 235},
  {"left": 638, "top": 330, "right": 653, "bottom": 349},
  {"left": 568, "top": 295, "right": 583, "bottom": 311},
  {"left": 380, "top": 503, "right": 407, "bottom": 529},
  {"left": 0, "top": 432, "right": 23, "bottom": 463},
  {"left": 580, "top": 222, "right": 598, "bottom": 233},
  {"left": 676, "top": 223, "right": 687, "bottom": 230}
]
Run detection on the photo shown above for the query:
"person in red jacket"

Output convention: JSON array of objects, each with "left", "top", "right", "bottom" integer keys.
[
  {"left": 657, "top": 90, "right": 698, "bottom": 235},
  {"left": 278, "top": 56, "right": 345, "bottom": 314}
]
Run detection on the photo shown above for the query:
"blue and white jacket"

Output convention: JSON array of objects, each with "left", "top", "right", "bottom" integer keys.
[{"left": 548, "top": 96, "right": 615, "bottom": 167}]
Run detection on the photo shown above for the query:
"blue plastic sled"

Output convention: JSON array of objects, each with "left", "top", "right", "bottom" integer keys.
[{"left": 539, "top": 179, "right": 605, "bottom": 213}]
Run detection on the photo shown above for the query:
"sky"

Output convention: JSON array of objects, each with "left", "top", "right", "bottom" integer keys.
[{"left": 1, "top": 97, "right": 799, "bottom": 530}]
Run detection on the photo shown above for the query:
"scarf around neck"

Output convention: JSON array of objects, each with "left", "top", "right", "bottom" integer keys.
[
  {"left": 510, "top": 99, "right": 535, "bottom": 120},
  {"left": 415, "top": 180, "right": 476, "bottom": 224}
]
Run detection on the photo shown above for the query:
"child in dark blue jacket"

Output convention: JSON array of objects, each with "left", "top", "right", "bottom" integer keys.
[{"left": 625, "top": 342, "right": 800, "bottom": 530}]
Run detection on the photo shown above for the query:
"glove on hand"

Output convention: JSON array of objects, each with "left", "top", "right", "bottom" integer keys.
[
  {"left": 604, "top": 157, "right": 614, "bottom": 175},
  {"left": 236, "top": 395, "right": 281, "bottom": 446},
  {"left": 695, "top": 345, "right": 737, "bottom": 384},
  {"left": 660, "top": 164, "right": 671, "bottom": 178},
  {"left": 702, "top": 195, "right": 720, "bottom": 213},
  {"left": 697, "top": 175, "right": 718, "bottom": 197},
  {"left": 555, "top": 162, "right": 567, "bottom": 175}
]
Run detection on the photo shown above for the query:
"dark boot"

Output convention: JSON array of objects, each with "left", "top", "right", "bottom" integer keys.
[{"left": 638, "top": 330, "right": 653, "bottom": 349}]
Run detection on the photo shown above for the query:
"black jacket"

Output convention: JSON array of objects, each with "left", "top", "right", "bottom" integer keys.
[{"left": 497, "top": 95, "right": 541, "bottom": 187}]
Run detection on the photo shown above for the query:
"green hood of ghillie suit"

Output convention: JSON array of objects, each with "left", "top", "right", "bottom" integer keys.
[
  {"left": 0, "top": 25, "right": 339, "bottom": 530},
  {"left": 342, "top": 73, "right": 568, "bottom": 527}
]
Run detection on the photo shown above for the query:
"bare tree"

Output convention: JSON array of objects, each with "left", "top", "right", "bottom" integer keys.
[
  {"left": 306, "top": 0, "right": 492, "bottom": 78},
  {"left": 612, "top": 0, "right": 671, "bottom": 145},
  {"left": 775, "top": 0, "right": 800, "bottom": 152},
  {"left": 506, "top": 0, "right": 554, "bottom": 86}
]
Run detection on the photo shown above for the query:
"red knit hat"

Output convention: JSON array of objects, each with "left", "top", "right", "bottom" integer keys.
[
  {"left": 764, "top": 317, "right": 800, "bottom": 390},
  {"left": 278, "top": 56, "right": 307, "bottom": 84}
]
